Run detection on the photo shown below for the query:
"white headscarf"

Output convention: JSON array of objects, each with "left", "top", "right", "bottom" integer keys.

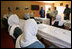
[
  {"left": 23, "top": 19, "right": 38, "bottom": 40},
  {"left": 8, "top": 14, "right": 22, "bottom": 39},
  {"left": 52, "top": 15, "right": 64, "bottom": 26},
  {"left": 16, "top": 19, "right": 39, "bottom": 48},
  {"left": 9, "top": 24, "right": 20, "bottom": 39},
  {"left": 8, "top": 14, "right": 20, "bottom": 26},
  {"left": 24, "top": 13, "right": 30, "bottom": 20}
]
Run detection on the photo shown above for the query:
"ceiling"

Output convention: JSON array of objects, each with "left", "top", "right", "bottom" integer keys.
[{"left": 37, "top": 1, "right": 56, "bottom": 3}]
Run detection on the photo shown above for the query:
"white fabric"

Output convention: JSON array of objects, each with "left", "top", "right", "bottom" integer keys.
[
  {"left": 8, "top": 26, "right": 11, "bottom": 33},
  {"left": 15, "top": 34, "right": 23, "bottom": 48},
  {"left": 19, "top": 19, "right": 25, "bottom": 32},
  {"left": 52, "top": 15, "right": 64, "bottom": 26},
  {"left": 16, "top": 19, "right": 39, "bottom": 48},
  {"left": 8, "top": 14, "right": 20, "bottom": 26},
  {"left": 38, "top": 24, "right": 71, "bottom": 48},
  {"left": 34, "top": 17, "right": 50, "bottom": 25},
  {"left": 9, "top": 24, "right": 20, "bottom": 39}
]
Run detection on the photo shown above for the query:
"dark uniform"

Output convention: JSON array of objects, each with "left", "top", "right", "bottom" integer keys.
[{"left": 64, "top": 8, "right": 71, "bottom": 20}]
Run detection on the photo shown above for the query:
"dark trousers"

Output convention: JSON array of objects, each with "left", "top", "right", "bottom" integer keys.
[
  {"left": 47, "top": 14, "right": 52, "bottom": 25},
  {"left": 64, "top": 17, "right": 69, "bottom": 20},
  {"left": 64, "top": 14, "right": 69, "bottom": 20}
]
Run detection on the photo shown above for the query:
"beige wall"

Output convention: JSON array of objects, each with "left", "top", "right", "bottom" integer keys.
[
  {"left": 54, "top": 1, "right": 71, "bottom": 7},
  {"left": 1, "top": 1, "right": 44, "bottom": 19},
  {"left": 1, "top": 1, "right": 53, "bottom": 28},
  {"left": 1, "top": 1, "right": 54, "bottom": 18}
]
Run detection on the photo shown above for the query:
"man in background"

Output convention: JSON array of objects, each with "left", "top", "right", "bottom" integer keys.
[
  {"left": 40, "top": 7, "right": 45, "bottom": 18},
  {"left": 47, "top": 8, "right": 52, "bottom": 25},
  {"left": 52, "top": 7, "right": 58, "bottom": 20},
  {"left": 63, "top": 4, "right": 71, "bottom": 20}
]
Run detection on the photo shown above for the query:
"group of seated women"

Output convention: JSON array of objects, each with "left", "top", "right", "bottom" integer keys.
[{"left": 7, "top": 14, "right": 45, "bottom": 48}]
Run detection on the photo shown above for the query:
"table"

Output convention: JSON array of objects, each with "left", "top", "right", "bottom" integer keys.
[
  {"left": 37, "top": 24, "right": 71, "bottom": 48},
  {"left": 34, "top": 17, "right": 50, "bottom": 25},
  {"left": 63, "top": 20, "right": 71, "bottom": 29}
]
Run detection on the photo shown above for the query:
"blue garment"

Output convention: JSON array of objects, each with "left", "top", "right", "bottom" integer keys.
[
  {"left": 66, "top": 14, "right": 69, "bottom": 20},
  {"left": 48, "top": 45, "right": 56, "bottom": 48},
  {"left": 40, "top": 8, "right": 45, "bottom": 18},
  {"left": 64, "top": 14, "right": 69, "bottom": 20},
  {"left": 24, "top": 41, "right": 45, "bottom": 48}
]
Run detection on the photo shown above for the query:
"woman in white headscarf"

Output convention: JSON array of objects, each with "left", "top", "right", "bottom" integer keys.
[
  {"left": 52, "top": 15, "right": 65, "bottom": 28},
  {"left": 24, "top": 13, "right": 30, "bottom": 20},
  {"left": 8, "top": 14, "right": 23, "bottom": 43},
  {"left": 2, "top": 13, "right": 13, "bottom": 30},
  {"left": 30, "top": 11, "right": 35, "bottom": 19},
  {"left": 24, "top": 6, "right": 30, "bottom": 20},
  {"left": 8, "top": 13, "right": 31, "bottom": 39},
  {"left": 15, "top": 19, "right": 45, "bottom": 48}
]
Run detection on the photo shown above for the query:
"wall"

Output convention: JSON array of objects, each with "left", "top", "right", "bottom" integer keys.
[
  {"left": 1, "top": 1, "right": 44, "bottom": 19},
  {"left": 54, "top": 1, "right": 71, "bottom": 7},
  {"left": 1, "top": 1, "right": 53, "bottom": 28}
]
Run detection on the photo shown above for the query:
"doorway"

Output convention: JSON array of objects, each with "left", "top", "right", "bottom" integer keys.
[
  {"left": 45, "top": 5, "right": 51, "bottom": 18},
  {"left": 56, "top": 6, "right": 66, "bottom": 20}
]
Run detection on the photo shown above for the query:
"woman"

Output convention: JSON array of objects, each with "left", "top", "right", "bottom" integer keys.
[
  {"left": 30, "top": 11, "right": 34, "bottom": 19},
  {"left": 8, "top": 14, "right": 45, "bottom": 48},
  {"left": 52, "top": 15, "right": 65, "bottom": 29},
  {"left": 8, "top": 14, "right": 23, "bottom": 43},
  {"left": 8, "top": 13, "right": 30, "bottom": 39},
  {"left": 52, "top": 7, "right": 58, "bottom": 21},
  {"left": 15, "top": 19, "right": 45, "bottom": 48}
]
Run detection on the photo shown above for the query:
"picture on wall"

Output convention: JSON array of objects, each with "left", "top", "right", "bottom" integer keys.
[{"left": 31, "top": 5, "right": 39, "bottom": 10}]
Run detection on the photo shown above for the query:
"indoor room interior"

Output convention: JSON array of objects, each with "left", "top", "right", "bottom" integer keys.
[{"left": 1, "top": 1, "right": 71, "bottom": 48}]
